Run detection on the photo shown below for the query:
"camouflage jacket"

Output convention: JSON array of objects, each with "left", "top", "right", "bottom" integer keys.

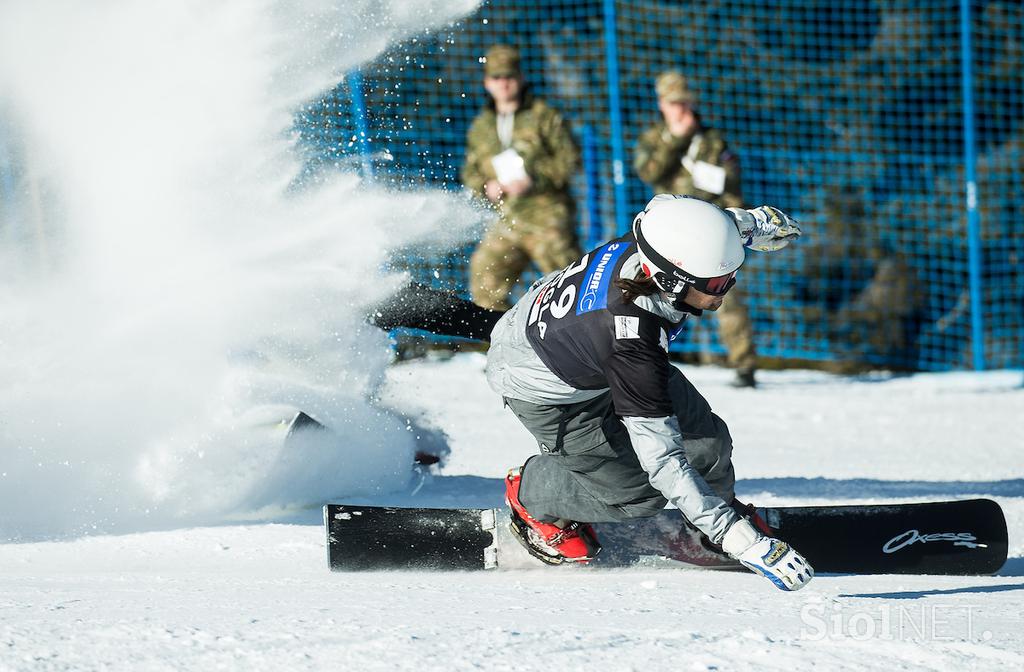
[
  {"left": 633, "top": 122, "right": 743, "bottom": 209},
  {"left": 461, "top": 91, "right": 579, "bottom": 220}
]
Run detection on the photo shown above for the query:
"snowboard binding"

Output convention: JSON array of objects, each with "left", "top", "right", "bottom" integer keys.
[
  {"left": 505, "top": 468, "right": 601, "bottom": 565},
  {"left": 508, "top": 513, "right": 602, "bottom": 565}
]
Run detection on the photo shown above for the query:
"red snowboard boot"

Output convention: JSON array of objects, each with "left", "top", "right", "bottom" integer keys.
[{"left": 505, "top": 468, "right": 600, "bottom": 565}]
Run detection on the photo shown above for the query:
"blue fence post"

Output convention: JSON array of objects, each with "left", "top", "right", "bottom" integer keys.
[
  {"left": 959, "top": 0, "right": 984, "bottom": 371},
  {"left": 601, "top": 0, "right": 629, "bottom": 235},
  {"left": 580, "top": 124, "right": 602, "bottom": 249},
  {"left": 347, "top": 69, "right": 375, "bottom": 181}
]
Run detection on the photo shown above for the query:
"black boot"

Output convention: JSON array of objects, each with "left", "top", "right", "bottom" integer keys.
[{"left": 730, "top": 369, "right": 757, "bottom": 388}]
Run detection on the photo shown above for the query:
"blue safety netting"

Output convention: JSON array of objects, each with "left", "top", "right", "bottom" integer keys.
[{"left": 297, "top": 0, "right": 1023, "bottom": 372}]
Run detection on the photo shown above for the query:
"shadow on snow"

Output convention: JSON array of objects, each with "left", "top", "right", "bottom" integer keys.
[
  {"left": 840, "top": 581, "right": 1024, "bottom": 599},
  {"left": 736, "top": 477, "right": 1024, "bottom": 500}
]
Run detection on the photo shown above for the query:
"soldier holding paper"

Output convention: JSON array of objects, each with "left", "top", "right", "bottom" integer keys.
[
  {"left": 633, "top": 71, "right": 761, "bottom": 388},
  {"left": 461, "top": 45, "right": 581, "bottom": 311}
]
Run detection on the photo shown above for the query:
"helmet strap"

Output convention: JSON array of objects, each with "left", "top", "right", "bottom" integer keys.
[{"left": 666, "top": 287, "right": 704, "bottom": 315}]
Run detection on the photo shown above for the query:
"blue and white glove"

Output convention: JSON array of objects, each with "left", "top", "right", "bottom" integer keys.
[
  {"left": 722, "top": 518, "right": 814, "bottom": 591},
  {"left": 727, "top": 205, "right": 802, "bottom": 252}
]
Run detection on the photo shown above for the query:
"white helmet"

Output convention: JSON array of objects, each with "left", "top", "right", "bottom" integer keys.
[{"left": 632, "top": 195, "right": 744, "bottom": 297}]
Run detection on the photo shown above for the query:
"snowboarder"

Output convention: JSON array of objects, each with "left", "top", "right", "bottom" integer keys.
[{"left": 486, "top": 194, "right": 814, "bottom": 590}]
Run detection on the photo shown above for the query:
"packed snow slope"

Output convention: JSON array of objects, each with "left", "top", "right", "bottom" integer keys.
[{"left": 1, "top": 356, "right": 1022, "bottom": 672}]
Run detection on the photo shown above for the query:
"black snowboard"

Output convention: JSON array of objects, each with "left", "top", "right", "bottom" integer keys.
[
  {"left": 760, "top": 498, "right": 1008, "bottom": 575},
  {"left": 324, "top": 505, "right": 499, "bottom": 570},
  {"left": 324, "top": 498, "right": 1008, "bottom": 575}
]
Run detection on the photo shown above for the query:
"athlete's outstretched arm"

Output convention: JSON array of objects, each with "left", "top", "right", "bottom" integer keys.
[{"left": 367, "top": 281, "right": 505, "bottom": 341}]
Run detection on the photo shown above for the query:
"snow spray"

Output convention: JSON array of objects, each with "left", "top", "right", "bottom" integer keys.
[{"left": 0, "top": 0, "right": 480, "bottom": 539}]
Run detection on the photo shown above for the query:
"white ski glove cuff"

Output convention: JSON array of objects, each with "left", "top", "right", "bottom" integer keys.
[
  {"left": 727, "top": 205, "right": 802, "bottom": 252},
  {"left": 722, "top": 519, "right": 814, "bottom": 591}
]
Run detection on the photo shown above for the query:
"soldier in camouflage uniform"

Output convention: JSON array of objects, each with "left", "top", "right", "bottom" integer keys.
[
  {"left": 462, "top": 45, "right": 581, "bottom": 311},
  {"left": 633, "top": 71, "right": 759, "bottom": 388}
]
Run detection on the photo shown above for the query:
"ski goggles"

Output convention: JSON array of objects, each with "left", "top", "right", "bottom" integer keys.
[
  {"left": 655, "top": 269, "right": 737, "bottom": 298},
  {"left": 662, "top": 270, "right": 736, "bottom": 312},
  {"left": 703, "top": 270, "right": 738, "bottom": 296}
]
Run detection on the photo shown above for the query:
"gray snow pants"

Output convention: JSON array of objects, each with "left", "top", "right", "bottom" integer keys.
[{"left": 506, "top": 367, "right": 736, "bottom": 524}]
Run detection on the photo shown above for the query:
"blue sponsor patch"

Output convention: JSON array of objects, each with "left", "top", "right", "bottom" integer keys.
[{"left": 576, "top": 242, "right": 630, "bottom": 314}]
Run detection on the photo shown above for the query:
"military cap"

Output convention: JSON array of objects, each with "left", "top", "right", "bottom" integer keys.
[
  {"left": 483, "top": 44, "right": 522, "bottom": 78},
  {"left": 655, "top": 70, "right": 697, "bottom": 105}
]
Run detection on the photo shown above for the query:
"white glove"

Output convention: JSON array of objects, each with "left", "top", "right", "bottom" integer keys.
[
  {"left": 727, "top": 205, "right": 802, "bottom": 252},
  {"left": 721, "top": 519, "right": 814, "bottom": 591}
]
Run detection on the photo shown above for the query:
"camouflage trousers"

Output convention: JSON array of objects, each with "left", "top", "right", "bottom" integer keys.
[
  {"left": 469, "top": 209, "right": 580, "bottom": 311},
  {"left": 715, "top": 287, "right": 758, "bottom": 373}
]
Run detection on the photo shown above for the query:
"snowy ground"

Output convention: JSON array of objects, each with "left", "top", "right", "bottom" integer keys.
[{"left": 1, "top": 355, "right": 1022, "bottom": 671}]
